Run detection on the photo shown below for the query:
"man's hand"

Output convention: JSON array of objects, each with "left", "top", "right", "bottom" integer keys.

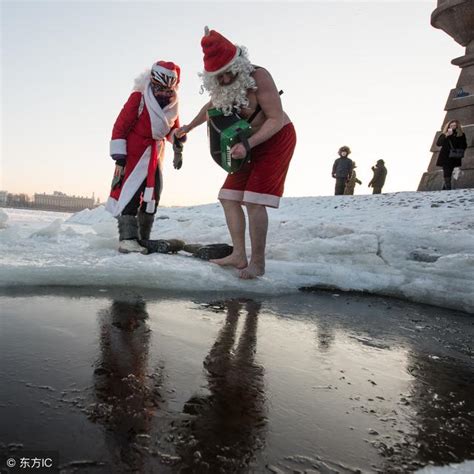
[
  {"left": 230, "top": 143, "right": 247, "bottom": 160},
  {"left": 175, "top": 125, "right": 191, "bottom": 139},
  {"left": 111, "top": 165, "right": 125, "bottom": 189}
]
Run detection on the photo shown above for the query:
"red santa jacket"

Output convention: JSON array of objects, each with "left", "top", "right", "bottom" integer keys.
[{"left": 106, "top": 76, "right": 180, "bottom": 216}]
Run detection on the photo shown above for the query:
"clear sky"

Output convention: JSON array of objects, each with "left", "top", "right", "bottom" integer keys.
[{"left": 1, "top": 0, "right": 464, "bottom": 206}]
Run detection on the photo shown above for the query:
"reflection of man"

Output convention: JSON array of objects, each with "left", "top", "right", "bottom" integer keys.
[
  {"left": 177, "top": 299, "right": 266, "bottom": 472},
  {"left": 90, "top": 299, "right": 162, "bottom": 471},
  {"left": 177, "top": 28, "right": 297, "bottom": 279},
  {"left": 315, "top": 322, "right": 336, "bottom": 352}
]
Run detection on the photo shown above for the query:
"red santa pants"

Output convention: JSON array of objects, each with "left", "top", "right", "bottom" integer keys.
[{"left": 218, "top": 123, "right": 296, "bottom": 208}]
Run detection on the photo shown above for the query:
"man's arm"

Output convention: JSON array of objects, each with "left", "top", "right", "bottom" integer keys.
[
  {"left": 247, "top": 68, "right": 284, "bottom": 149},
  {"left": 175, "top": 101, "right": 212, "bottom": 138}
]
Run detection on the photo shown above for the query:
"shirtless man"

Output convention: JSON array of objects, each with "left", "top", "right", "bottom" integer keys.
[{"left": 176, "top": 27, "right": 296, "bottom": 279}]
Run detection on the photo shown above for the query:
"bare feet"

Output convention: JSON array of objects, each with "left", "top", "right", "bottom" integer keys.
[
  {"left": 210, "top": 252, "right": 248, "bottom": 269},
  {"left": 239, "top": 261, "right": 265, "bottom": 279}
]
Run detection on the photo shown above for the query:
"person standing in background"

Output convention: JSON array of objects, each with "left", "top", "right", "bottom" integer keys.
[
  {"left": 368, "top": 159, "right": 387, "bottom": 194},
  {"left": 344, "top": 162, "right": 362, "bottom": 195},
  {"left": 332, "top": 146, "right": 353, "bottom": 195},
  {"left": 435, "top": 120, "right": 467, "bottom": 190}
]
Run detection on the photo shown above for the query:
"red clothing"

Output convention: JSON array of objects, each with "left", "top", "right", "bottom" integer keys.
[
  {"left": 218, "top": 123, "right": 296, "bottom": 208},
  {"left": 106, "top": 81, "right": 180, "bottom": 216}
]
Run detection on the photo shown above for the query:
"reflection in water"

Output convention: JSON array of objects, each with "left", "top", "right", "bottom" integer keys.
[
  {"left": 303, "top": 305, "right": 474, "bottom": 472},
  {"left": 176, "top": 299, "right": 266, "bottom": 473},
  {"left": 1, "top": 289, "right": 473, "bottom": 472},
  {"left": 315, "top": 321, "right": 336, "bottom": 352},
  {"left": 406, "top": 353, "right": 474, "bottom": 467},
  {"left": 89, "top": 299, "right": 163, "bottom": 471}
]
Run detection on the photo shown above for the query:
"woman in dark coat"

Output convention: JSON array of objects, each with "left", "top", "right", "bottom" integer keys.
[{"left": 436, "top": 119, "right": 468, "bottom": 190}]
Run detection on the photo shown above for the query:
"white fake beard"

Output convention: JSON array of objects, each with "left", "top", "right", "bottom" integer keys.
[{"left": 200, "top": 53, "right": 256, "bottom": 116}]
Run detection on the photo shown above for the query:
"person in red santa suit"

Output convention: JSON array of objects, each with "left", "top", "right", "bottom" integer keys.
[
  {"left": 176, "top": 28, "right": 297, "bottom": 279},
  {"left": 106, "top": 61, "right": 185, "bottom": 254}
]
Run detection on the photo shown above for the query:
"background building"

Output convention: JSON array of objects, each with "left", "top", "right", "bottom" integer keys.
[
  {"left": 33, "top": 191, "right": 95, "bottom": 212},
  {"left": 0, "top": 191, "right": 96, "bottom": 212}
]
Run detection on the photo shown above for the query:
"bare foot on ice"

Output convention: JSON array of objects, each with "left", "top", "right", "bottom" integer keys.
[
  {"left": 239, "top": 261, "right": 265, "bottom": 279},
  {"left": 210, "top": 253, "right": 248, "bottom": 269}
]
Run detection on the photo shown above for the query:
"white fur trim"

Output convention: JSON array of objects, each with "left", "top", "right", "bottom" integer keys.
[
  {"left": 143, "top": 187, "right": 154, "bottom": 202},
  {"left": 106, "top": 147, "right": 152, "bottom": 217},
  {"left": 110, "top": 139, "right": 127, "bottom": 155},
  {"left": 205, "top": 47, "right": 241, "bottom": 76},
  {"left": 133, "top": 70, "right": 151, "bottom": 93},
  {"left": 218, "top": 188, "right": 244, "bottom": 202},
  {"left": 243, "top": 191, "right": 280, "bottom": 208},
  {"left": 105, "top": 196, "right": 119, "bottom": 216},
  {"left": 146, "top": 200, "right": 156, "bottom": 213}
]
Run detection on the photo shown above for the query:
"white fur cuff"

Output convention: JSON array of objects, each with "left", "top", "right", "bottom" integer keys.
[
  {"left": 146, "top": 200, "right": 156, "bottom": 213},
  {"left": 110, "top": 139, "right": 127, "bottom": 155},
  {"left": 143, "top": 187, "right": 154, "bottom": 202}
]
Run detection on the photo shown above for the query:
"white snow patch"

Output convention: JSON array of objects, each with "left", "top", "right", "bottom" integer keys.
[
  {"left": 416, "top": 460, "right": 474, "bottom": 473},
  {"left": 0, "top": 190, "right": 473, "bottom": 313}
]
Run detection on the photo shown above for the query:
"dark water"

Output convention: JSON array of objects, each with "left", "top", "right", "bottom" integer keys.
[{"left": 0, "top": 287, "right": 473, "bottom": 473}]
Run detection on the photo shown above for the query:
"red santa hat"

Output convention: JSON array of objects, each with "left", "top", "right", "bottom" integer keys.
[
  {"left": 151, "top": 61, "right": 180, "bottom": 88},
  {"left": 201, "top": 26, "right": 241, "bottom": 75}
]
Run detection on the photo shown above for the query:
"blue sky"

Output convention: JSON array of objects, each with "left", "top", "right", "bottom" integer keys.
[{"left": 1, "top": 1, "right": 463, "bottom": 205}]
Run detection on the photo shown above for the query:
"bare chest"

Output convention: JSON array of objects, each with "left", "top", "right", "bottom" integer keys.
[{"left": 238, "top": 91, "right": 259, "bottom": 121}]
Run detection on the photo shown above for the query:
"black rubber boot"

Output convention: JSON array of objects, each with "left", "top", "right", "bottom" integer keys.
[
  {"left": 183, "top": 243, "right": 204, "bottom": 254},
  {"left": 118, "top": 215, "right": 139, "bottom": 240},
  {"left": 443, "top": 177, "right": 452, "bottom": 190},
  {"left": 137, "top": 210, "right": 155, "bottom": 240},
  {"left": 194, "top": 244, "right": 233, "bottom": 260},
  {"left": 182, "top": 243, "right": 234, "bottom": 260},
  {"left": 117, "top": 215, "right": 146, "bottom": 254},
  {"left": 138, "top": 239, "right": 185, "bottom": 254}
]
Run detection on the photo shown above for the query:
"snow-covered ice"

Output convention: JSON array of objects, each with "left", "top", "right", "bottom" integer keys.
[{"left": 0, "top": 190, "right": 473, "bottom": 313}]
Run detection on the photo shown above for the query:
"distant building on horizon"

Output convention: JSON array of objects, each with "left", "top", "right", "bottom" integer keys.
[
  {"left": 34, "top": 191, "right": 95, "bottom": 212},
  {"left": 0, "top": 190, "right": 97, "bottom": 213}
]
